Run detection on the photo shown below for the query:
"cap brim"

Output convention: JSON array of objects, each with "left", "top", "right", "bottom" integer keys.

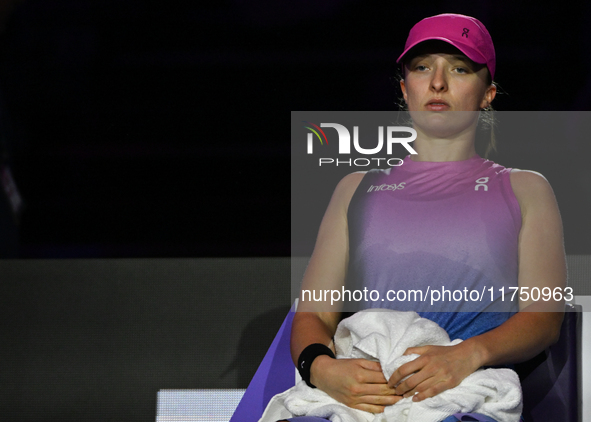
[{"left": 396, "top": 37, "right": 488, "bottom": 66}]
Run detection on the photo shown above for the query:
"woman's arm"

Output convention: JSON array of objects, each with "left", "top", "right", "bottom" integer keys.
[
  {"left": 466, "top": 170, "right": 566, "bottom": 362},
  {"left": 388, "top": 169, "right": 566, "bottom": 401},
  {"left": 291, "top": 171, "right": 402, "bottom": 413}
]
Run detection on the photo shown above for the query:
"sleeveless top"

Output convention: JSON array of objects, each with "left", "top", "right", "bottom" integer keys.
[{"left": 346, "top": 155, "right": 522, "bottom": 340}]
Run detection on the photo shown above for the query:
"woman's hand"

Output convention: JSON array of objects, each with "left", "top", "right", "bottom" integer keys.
[
  {"left": 387, "top": 341, "right": 483, "bottom": 402},
  {"left": 310, "top": 355, "right": 403, "bottom": 413}
]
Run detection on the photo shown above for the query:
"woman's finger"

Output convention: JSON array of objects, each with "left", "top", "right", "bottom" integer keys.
[
  {"left": 351, "top": 381, "right": 399, "bottom": 398},
  {"left": 387, "top": 356, "right": 425, "bottom": 388},
  {"left": 353, "top": 393, "right": 403, "bottom": 411},
  {"left": 412, "top": 378, "right": 449, "bottom": 401},
  {"left": 396, "top": 365, "right": 437, "bottom": 396},
  {"left": 403, "top": 345, "right": 431, "bottom": 356}
]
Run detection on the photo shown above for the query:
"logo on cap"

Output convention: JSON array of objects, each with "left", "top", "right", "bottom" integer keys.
[{"left": 462, "top": 28, "right": 469, "bottom": 38}]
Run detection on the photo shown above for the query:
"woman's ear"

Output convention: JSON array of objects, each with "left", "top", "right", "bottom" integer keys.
[
  {"left": 480, "top": 84, "right": 497, "bottom": 109},
  {"left": 400, "top": 79, "right": 408, "bottom": 104}
]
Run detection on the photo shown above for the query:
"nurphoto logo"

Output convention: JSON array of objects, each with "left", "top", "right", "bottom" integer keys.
[{"left": 302, "top": 122, "right": 417, "bottom": 167}]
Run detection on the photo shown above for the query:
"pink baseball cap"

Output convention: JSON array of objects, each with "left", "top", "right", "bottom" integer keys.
[{"left": 397, "top": 13, "right": 496, "bottom": 80}]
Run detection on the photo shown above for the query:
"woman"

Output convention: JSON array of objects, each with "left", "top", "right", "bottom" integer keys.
[{"left": 286, "top": 13, "right": 566, "bottom": 422}]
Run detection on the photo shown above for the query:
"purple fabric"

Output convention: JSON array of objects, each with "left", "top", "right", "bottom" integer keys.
[
  {"left": 230, "top": 309, "right": 295, "bottom": 422},
  {"left": 346, "top": 155, "right": 520, "bottom": 339}
]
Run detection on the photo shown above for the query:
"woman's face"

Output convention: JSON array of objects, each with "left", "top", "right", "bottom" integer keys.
[
  {"left": 400, "top": 42, "right": 496, "bottom": 138},
  {"left": 400, "top": 42, "right": 496, "bottom": 111}
]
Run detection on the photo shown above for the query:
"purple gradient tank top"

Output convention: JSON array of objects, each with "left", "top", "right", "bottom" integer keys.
[{"left": 346, "top": 155, "right": 521, "bottom": 340}]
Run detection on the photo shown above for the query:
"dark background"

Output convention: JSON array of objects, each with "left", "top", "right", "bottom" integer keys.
[
  {"left": 1, "top": 0, "right": 591, "bottom": 258},
  {"left": 1, "top": 1, "right": 591, "bottom": 421}
]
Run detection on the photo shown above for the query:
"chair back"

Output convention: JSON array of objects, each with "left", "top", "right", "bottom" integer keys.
[{"left": 515, "top": 303, "right": 582, "bottom": 422}]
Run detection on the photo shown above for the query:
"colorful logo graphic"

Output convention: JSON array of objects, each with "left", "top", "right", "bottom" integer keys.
[{"left": 302, "top": 121, "right": 328, "bottom": 154}]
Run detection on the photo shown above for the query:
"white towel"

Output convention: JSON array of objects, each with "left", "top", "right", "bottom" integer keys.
[{"left": 260, "top": 310, "right": 522, "bottom": 422}]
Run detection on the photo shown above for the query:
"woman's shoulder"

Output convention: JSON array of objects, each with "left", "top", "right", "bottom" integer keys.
[
  {"left": 337, "top": 171, "right": 367, "bottom": 190},
  {"left": 335, "top": 167, "right": 392, "bottom": 190},
  {"left": 328, "top": 171, "right": 368, "bottom": 214},
  {"left": 509, "top": 169, "right": 552, "bottom": 192},
  {"left": 509, "top": 169, "right": 557, "bottom": 214}
]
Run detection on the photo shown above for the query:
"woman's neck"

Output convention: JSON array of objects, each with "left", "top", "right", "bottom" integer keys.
[
  {"left": 410, "top": 124, "right": 478, "bottom": 162},
  {"left": 411, "top": 140, "right": 477, "bottom": 162}
]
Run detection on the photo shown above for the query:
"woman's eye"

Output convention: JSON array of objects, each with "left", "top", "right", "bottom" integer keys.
[
  {"left": 415, "top": 65, "right": 428, "bottom": 71},
  {"left": 454, "top": 67, "right": 468, "bottom": 74}
]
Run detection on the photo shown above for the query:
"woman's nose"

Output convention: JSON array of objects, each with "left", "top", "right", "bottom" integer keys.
[{"left": 430, "top": 68, "right": 447, "bottom": 92}]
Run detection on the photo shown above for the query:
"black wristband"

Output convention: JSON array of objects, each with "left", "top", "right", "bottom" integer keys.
[{"left": 297, "top": 343, "right": 336, "bottom": 388}]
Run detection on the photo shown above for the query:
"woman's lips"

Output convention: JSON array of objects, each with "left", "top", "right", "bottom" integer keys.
[{"left": 425, "top": 100, "right": 450, "bottom": 111}]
